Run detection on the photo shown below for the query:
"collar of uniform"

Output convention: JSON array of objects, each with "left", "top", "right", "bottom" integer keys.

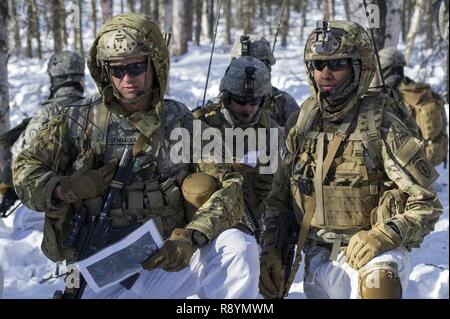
[{"left": 127, "top": 101, "right": 164, "bottom": 139}]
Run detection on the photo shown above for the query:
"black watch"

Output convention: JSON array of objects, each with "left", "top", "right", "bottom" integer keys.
[{"left": 191, "top": 230, "right": 209, "bottom": 248}]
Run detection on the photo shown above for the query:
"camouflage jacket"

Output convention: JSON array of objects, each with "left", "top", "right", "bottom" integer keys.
[
  {"left": 194, "top": 99, "right": 284, "bottom": 225},
  {"left": 262, "top": 92, "right": 443, "bottom": 249},
  {"left": 13, "top": 95, "right": 244, "bottom": 261},
  {"left": 262, "top": 86, "right": 299, "bottom": 127},
  {"left": 11, "top": 86, "right": 84, "bottom": 162}
]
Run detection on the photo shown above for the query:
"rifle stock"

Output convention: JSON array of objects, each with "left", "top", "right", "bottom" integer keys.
[{"left": 274, "top": 210, "right": 299, "bottom": 298}]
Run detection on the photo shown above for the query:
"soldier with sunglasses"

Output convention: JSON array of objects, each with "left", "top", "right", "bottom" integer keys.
[
  {"left": 259, "top": 20, "right": 442, "bottom": 299},
  {"left": 194, "top": 56, "right": 284, "bottom": 240},
  {"left": 229, "top": 35, "right": 300, "bottom": 127},
  {"left": 13, "top": 13, "right": 260, "bottom": 299}
]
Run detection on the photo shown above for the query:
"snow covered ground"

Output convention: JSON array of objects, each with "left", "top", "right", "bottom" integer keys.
[{"left": 1, "top": 8, "right": 448, "bottom": 299}]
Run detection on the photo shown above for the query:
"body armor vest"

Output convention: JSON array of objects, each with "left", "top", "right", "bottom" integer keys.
[
  {"left": 65, "top": 94, "right": 190, "bottom": 239},
  {"left": 290, "top": 93, "right": 390, "bottom": 241},
  {"left": 197, "top": 102, "right": 280, "bottom": 222}
]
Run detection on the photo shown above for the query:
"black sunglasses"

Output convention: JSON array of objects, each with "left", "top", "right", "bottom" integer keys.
[
  {"left": 230, "top": 94, "right": 264, "bottom": 106},
  {"left": 108, "top": 61, "right": 148, "bottom": 79},
  {"left": 310, "top": 59, "right": 352, "bottom": 71}
]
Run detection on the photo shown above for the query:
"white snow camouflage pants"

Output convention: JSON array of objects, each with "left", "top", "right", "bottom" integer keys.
[
  {"left": 303, "top": 244, "right": 412, "bottom": 299},
  {"left": 82, "top": 228, "right": 260, "bottom": 299}
]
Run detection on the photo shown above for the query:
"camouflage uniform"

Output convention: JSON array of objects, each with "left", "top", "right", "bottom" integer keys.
[
  {"left": 0, "top": 51, "right": 84, "bottom": 217},
  {"left": 259, "top": 21, "right": 442, "bottom": 299},
  {"left": 13, "top": 13, "right": 259, "bottom": 299},
  {"left": 378, "top": 48, "right": 448, "bottom": 167},
  {"left": 228, "top": 35, "right": 299, "bottom": 126},
  {"left": 194, "top": 56, "right": 284, "bottom": 236}
]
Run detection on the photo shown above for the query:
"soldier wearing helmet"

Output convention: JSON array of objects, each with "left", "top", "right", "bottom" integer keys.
[
  {"left": 228, "top": 35, "right": 299, "bottom": 126},
  {"left": 194, "top": 56, "right": 284, "bottom": 239},
  {"left": 259, "top": 21, "right": 442, "bottom": 299},
  {"left": 0, "top": 51, "right": 85, "bottom": 221},
  {"left": 377, "top": 47, "right": 448, "bottom": 167},
  {"left": 13, "top": 13, "right": 259, "bottom": 299}
]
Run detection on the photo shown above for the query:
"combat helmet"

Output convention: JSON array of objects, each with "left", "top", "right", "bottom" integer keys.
[
  {"left": 304, "top": 20, "right": 376, "bottom": 121},
  {"left": 378, "top": 47, "right": 406, "bottom": 88},
  {"left": 47, "top": 51, "right": 85, "bottom": 97},
  {"left": 88, "top": 13, "right": 169, "bottom": 108},
  {"left": 220, "top": 56, "right": 272, "bottom": 103},
  {"left": 231, "top": 35, "right": 276, "bottom": 72}
]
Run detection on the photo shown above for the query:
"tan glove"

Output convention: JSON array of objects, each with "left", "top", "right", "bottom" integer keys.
[
  {"left": 345, "top": 224, "right": 402, "bottom": 270},
  {"left": 142, "top": 228, "right": 195, "bottom": 272},
  {"left": 58, "top": 158, "right": 118, "bottom": 203},
  {"left": 259, "top": 245, "right": 284, "bottom": 299}
]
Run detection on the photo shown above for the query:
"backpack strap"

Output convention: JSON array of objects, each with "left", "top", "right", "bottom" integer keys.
[{"left": 357, "top": 94, "right": 387, "bottom": 170}]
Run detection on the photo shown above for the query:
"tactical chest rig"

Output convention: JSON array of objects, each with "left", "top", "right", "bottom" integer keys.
[
  {"left": 289, "top": 93, "right": 389, "bottom": 258},
  {"left": 67, "top": 96, "right": 189, "bottom": 240},
  {"left": 195, "top": 103, "right": 277, "bottom": 222}
]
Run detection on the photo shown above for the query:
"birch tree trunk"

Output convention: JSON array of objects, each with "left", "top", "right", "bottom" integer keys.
[
  {"left": 102, "top": 0, "right": 112, "bottom": 23},
  {"left": 425, "top": 0, "right": 434, "bottom": 49},
  {"left": 280, "top": 0, "right": 290, "bottom": 47},
  {"left": 127, "top": 0, "right": 135, "bottom": 12},
  {"left": 405, "top": 0, "right": 425, "bottom": 62},
  {"left": 30, "top": 0, "right": 42, "bottom": 59},
  {"left": 151, "top": 0, "right": 159, "bottom": 21},
  {"left": 163, "top": 0, "right": 172, "bottom": 33},
  {"left": 384, "top": 0, "right": 402, "bottom": 48},
  {"left": 194, "top": 0, "right": 202, "bottom": 45},
  {"left": 224, "top": 0, "right": 231, "bottom": 45},
  {"left": 26, "top": 0, "right": 33, "bottom": 57},
  {"left": 10, "top": 0, "right": 21, "bottom": 52},
  {"left": 243, "top": 0, "right": 253, "bottom": 34},
  {"left": 52, "top": 0, "right": 64, "bottom": 53},
  {"left": 202, "top": 0, "right": 209, "bottom": 41},
  {"left": 342, "top": 0, "right": 351, "bottom": 21},
  {"left": 91, "top": 0, "right": 98, "bottom": 37},
  {"left": 73, "top": 0, "right": 84, "bottom": 57},
  {"left": 173, "top": 0, "right": 188, "bottom": 56},
  {"left": 0, "top": 1, "right": 10, "bottom": 170},
  {"left": 186, "top": 0, "right": 193, "bottom": 41},
  {"left": 143, "top": 0, "right": 150, "bottom": 15},
  {"left": 207, "top": 0, "right": 214, "bottom": 41}
]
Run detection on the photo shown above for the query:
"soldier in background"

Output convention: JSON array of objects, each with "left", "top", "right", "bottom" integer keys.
[
  {"left": 0, "top": 51, "right": 85, "bottom": 221},
  {"left": 229, "top": 35, "right": 299, "bottom": 127},
  {"left": 378, "top": 47, "right": 448, "bottom": 167},
  {"left": 193, "top": 56, "right": 283, "bottom": 239},
  {"left": 13, "top": 13, "right": 259, "bottom": 299},
  {"left": 259, "top": 20, "right": 442, "bottom": 299}
]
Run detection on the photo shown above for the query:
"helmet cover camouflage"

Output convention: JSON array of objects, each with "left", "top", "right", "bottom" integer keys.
[
  {"left": 304, "top": 20, "right": 377, "bottom": 109},
  {"left": 231, "top": 35, "right": 276, "bottom": 68},
  {"left": 219, "top": 56, "right": 272, "bottom": 98},
  {"left": 47, "top": 51, "right": 85, "bottom": 77},
  {"left": 88, "top": 13, "right": 170, "bottom": 104}
]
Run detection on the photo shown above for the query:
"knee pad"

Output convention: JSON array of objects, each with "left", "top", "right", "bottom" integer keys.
[
  {"left": 181, "top": 173, "right": 217, "bottom": 222},
  {"left": 359, "top": 261, "right": 402, "bottom": 299}
]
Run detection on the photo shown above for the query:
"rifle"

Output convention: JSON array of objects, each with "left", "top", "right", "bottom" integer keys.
[
  {"left": 54, "top": 145, "right": 137, "bottom": 299},
  {"left": 0, "top": 188, "right": 19, "bottom": 218},
  {"left": 274, "top": 210, "right": 299, "bottom": 298}
]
